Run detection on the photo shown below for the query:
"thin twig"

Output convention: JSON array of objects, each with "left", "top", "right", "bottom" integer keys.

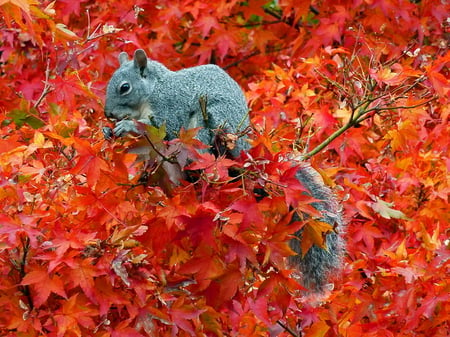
[
  {"left": 303, "top": 96, "right": 435, "bottom": 159},
  {"left": 301, "top": 55, "right": 434, "bottom": 159},
  {"left": 314, "top": 68, "right": 349, "bottom": 95},
  {"left": 34, "top": 58, "right": 53, "bottom": 108},
  {"left": 277, "top": 320, "right": 300, "bottom": 337},
  {"left": 223, "top": 50, "right": 260, "bottom": 70},
  {"left": 142, "top": 132, "right": 178, "bottom": 164}
]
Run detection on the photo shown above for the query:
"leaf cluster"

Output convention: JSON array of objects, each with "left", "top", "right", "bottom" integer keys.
[{"left": 0, "top": 0, "right": 449, "bottom": 336}]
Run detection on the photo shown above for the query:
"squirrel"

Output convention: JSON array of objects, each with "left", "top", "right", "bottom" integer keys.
[
  {"left": 104, "top": 49, "right": 344, "bottom": 292},
  {"left": 104, "top": 49, "right": 249, "bottom": 158}
]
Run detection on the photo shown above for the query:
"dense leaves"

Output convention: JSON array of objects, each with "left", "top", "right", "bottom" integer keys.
[{"left": 0, "top": 0, "right": 448, "bottom": 336}]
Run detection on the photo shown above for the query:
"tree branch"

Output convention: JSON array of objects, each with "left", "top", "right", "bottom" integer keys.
[
  {"left": 34, "top": 58, "right": 53, "bottom": 108},
  {"left": 277, "top": 320, "right": 301, "bottom": 337},
  {"left": 302, "top": 96, "right": 435, "bottom": 159}
]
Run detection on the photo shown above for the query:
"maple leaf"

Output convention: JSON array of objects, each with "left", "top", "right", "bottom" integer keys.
[
  {"left": 305, "top": 320, "right": 330, "bottom": 337},
  {"left": 93, "top": 277, "right": 131, "bottom": 316},
  {"left": 110, "top": 224, "right": 145, "bottom": 245},
  {"left": 68, "top": 258, "right": 104, "bottom": 301},
  {"left": 70, "top": 138, "right": 109, "bottom": 188},
  {"left": 223, "top": 234, "right": 258, "bottom": 266},
  {"left": 213, "top": 29, "right": 239, "bottom": 60},
  {"left": 200, "top": 308, "right": 224, "bottom": 337},
  {"left": 248, "top": 295, "right": 271, "bottom": 325},
  {"left": 315, "top": 19, "right": 341, "bottom": 45},
  {"left": 352, "top": 221, "right": 384, "bottom": 252},
  {"left": 55, "top": 0, "right": 83, "bottom": 16},
  {"left": 54, "top": 293, "right": 98, "bottom": 336},
  {"left": 178, "top": 212, "right": 217, "bottom": 247},
  {"left": 193, "top": 44, "right": 214, "bottom": 65},
  {"left": 54, "top": 314, "right": 80, "bottom": 337},
  {"left": 369, "top": 66, "right": 406, "bottom": 86},
  {"left": 21, "top": 269, "right": 67, "bottom": 307},
  {"left": 0, "top": 214, "right": 43, "bottom": 248},
  {"left": 170, "top": 301, "right": 207, "bottom": 335},
  {"left": 55, "top": 23, "right": 80, "bottom": 42},
  {"left": 426, "top": 53, "right": 450, "bottom": 96},
  {"left": 111, "top": 327, "right": 146, "bottom": 337},
  {"left": 36, "top": 230, "right": 99, "bottom": 273},
  {"left": 7, "top": 106, "right": 45, "bottom": 129},
  {"left": 258, "top": 273, "right": 293, "bottom": 315},
  {"left": 391, "top": 266, "right": 419, "bottom": 284},
  {"left": 1, "top": 0, "right": 447, "bottom": 334},
  {"left": 371, "top": 198, "right": 408, "bottom": 220},
  {"left": 177, "top": 127, "right": 208, "bottom": 150},
  {"left": 20, "top": 159, "right": 47, "bottom": 183},
  {"left": 178, "top": 252, "right": 225, "bottom": 281},
  {"left": 204, "top": 268, "right": 242, "bottom": 307},
  {"left": 299, "top": 219, "right": 334, "bottom": 256},
  {"left": 230, "top": 197, "right": 264, "bottom": 231},
  {"left": 174, "top": 127, "right": 209, "bottom": 166},
  {"left": 186, "top": 152, "right": 236, "bottom": 183},
  {"left": 112, "top": 250, "right": 131, "bottom": 287},
  {"left": 196, "top": 15, "right": 220, "bottom": 37},
  {"left": 313, "top": 105, "right": 338, "bottom": 132},
  {"left": 0, "top": 0, "right": 35, "bottom": 34},
  {"left": 2, "top": 0, "right": 32, "bottom": 15}
]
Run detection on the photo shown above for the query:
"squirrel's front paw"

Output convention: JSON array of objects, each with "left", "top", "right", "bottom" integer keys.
[{"left": 113, "top": 119, "right": 138, "bottom": 137}]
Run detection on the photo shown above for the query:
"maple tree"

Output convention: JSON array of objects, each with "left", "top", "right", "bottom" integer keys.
[{"left": 0, "top": 0, "right": 449, "bottom": 336}]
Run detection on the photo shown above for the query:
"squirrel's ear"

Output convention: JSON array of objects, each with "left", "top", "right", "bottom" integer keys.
[
  {"left": 134, "top": 49, "right": 148, "bottom": 69},
  {"left": 119, "top": 52, "right": 129, "bottom": 65}
]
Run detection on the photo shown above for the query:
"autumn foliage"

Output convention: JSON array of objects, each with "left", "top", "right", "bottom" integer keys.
[{"left": 0, "top": 0, "right": 449, "bottom": 336}]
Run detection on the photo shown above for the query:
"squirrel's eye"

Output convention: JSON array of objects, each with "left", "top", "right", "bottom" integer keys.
[{"left": 119, "top": 82, "right": 132, "bottom": 95}]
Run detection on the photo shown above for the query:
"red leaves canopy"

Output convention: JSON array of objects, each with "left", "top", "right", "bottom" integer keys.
[{"left": 0, "top": 0, "right": 448, "bottom": 336}]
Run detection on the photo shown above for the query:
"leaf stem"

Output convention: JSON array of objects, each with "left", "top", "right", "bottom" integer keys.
[{"left": 142, "top": 132, "right": 178, "bottom": 164}]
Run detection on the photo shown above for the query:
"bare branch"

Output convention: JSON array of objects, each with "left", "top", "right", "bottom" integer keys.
[
  {"left": 34, "top": 58, "right": 53, "bottom": 108},
  {"left": 277, "top": 320, "right": 301, "bottom": 337},
  {"left": 302, "top": 59, "right": 434, "bottom": 159}
]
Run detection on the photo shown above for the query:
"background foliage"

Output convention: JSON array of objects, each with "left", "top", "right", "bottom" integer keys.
[{"left": 0, "top": 0, "right": 448, "bottom": 336}]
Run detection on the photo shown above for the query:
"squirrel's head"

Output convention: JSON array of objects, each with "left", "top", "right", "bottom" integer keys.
[{"left": 104, "top": 49, "right": 154, "bottom": 121}]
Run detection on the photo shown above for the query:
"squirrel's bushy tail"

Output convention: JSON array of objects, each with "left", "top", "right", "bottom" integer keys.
[{"left": 288, "top": 162, "right": 345, "bottom": 292}]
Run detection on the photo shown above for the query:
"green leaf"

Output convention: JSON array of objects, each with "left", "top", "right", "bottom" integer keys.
[
  {"left": 371, "top": 198, "right": 409, "bottom": 220},
  {"left": 8, "top": 108, "right": 45, "bottom": 129}
]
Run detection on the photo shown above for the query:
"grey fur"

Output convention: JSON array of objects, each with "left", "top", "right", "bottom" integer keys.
[
  {"left": 104, "top": 49, "right": 249, "bottom": 157},
  {"left": 288, "top": 163, "right": 345, "bottom": 291}
]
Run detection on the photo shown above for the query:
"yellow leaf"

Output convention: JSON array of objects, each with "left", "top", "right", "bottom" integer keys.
[
  {"left": 385, "top": 239, "right": 408, "bottom": 260},
  {"left": 55, "top": 23, "right": 80, "bottom": 41},
  {"left": 300, "top": 84, "right": 315, "bottom": 97},
  {"left": 33, "top": 131, "right": 45, "bottom": 147},
  {"left": 169, "top": 246, "right": 190, "bottom": 267},
  {"left": 335, "top": 106, "right": 352, "bottom": 124},
  {"left": 300, "top": 220, "right": 334, "bottom": 256},
  {"left": 421, "top": 224, "right": 441, "bottom": 251},
  {"left": 1, "top": 0, "right": 35, "bottom": 15},
  {"left": 384, "top": 119, "right": 418, "bottom": 152},
  {"left": 396, "top": 239, "right": 408, "bottom": 259}
]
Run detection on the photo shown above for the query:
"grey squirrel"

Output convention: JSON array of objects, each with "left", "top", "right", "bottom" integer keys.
[
  {"left": 104, "top": 49, "right": 344, "bottom": 291},
  {"left": 104, "top": 49, "right": 249, "bottom": 158}
]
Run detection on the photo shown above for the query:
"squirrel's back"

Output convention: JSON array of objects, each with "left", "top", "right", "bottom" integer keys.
[{"left": 151, "top": 64, "right": 248, "bottom": 143}]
